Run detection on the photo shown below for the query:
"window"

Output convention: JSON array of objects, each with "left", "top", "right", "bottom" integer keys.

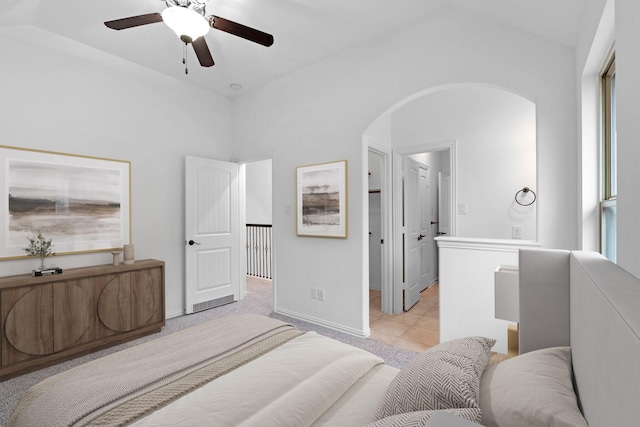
[{"left": 601, "top": 53, "right": 616, "bottom": 262}]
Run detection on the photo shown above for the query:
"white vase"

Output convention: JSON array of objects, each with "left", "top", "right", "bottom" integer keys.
[{"left": 123, "top": 244, "right": 134, "bottom": 264}]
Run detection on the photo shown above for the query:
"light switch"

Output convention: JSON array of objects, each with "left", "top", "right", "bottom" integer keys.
[
  {"left": 512, "top": 225, "right": 523, "bottom": 239},
  {"left": 458, "top": 202, "right": 467, "bottom": 215}
]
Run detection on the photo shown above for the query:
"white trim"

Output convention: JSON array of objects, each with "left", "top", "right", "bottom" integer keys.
[
  {"left": 365, "top": 140, "right": 394, "bottom": 315},
  {"left": 238, "top": 162, "right": 247, "bottom": 299},
  {"left": 275, "top": 308, "right": 370, "bottom": 338},
  {"left": 392, "top": 151, "right": 405, "bottom": 314},
  {"left": 435, "top": 236, "right": 541, "bottom": 252},
  {"left": 361, "top": 141, "right": 371, "bottom": 327}
]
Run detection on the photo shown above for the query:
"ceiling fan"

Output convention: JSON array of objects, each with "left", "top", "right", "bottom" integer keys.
[{"left": 104, "top": 0, "right": 274, "bottom": 69}]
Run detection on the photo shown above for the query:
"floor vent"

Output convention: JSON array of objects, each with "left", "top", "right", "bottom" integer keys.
[{"left": 193, "top": 295, "right": 234, "bottom": 313}]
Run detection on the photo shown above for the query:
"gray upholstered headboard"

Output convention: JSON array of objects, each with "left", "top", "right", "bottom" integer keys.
[{"left": 519, "top": 249, "right": 640, "bottom": 426}]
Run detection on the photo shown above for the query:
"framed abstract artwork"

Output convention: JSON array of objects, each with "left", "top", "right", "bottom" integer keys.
[
  {"left": 0, "top": 145, "right": 131, "bottom": 259},
  {"left": 296, "top": 160, "right": 347, "bottom": 238}
]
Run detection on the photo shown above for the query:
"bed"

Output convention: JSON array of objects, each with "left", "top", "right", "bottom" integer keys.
[{"left": 8, "top": 250, "right": 640, "bottom": 426}]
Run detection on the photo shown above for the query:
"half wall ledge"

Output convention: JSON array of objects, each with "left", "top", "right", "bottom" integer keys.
[{"left": 436, "top": 237, "right": 541, "bottom": 354}]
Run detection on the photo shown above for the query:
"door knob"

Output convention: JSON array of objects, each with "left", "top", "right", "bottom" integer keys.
[
  {"left": 418, "top": 234, "right": 426, "bottom": 241},
  {"left": 187, "top": 240, "right": 201, "bottom": 246},
  {"left": 436, "top": 232, "right": 447, "bottom": 236}
]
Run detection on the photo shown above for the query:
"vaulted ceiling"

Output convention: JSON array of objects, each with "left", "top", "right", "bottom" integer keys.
[{"left": 1, "top": 0, "right": 587, "bottom": 97}]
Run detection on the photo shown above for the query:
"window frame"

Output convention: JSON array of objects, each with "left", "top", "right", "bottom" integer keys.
[{"left": 600, "top": 52, "right": 616, "bottom": 261}]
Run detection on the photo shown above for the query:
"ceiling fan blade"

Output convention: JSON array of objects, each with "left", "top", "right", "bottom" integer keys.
[
  {"left": 104, "top": 13, "right": 163, "bottom": 30},
  {"left": 209, "top": 16, "right": 274, "bottom": 47},
  {"left": 192, "top": 37, "right": 215, "bottom": 67}
]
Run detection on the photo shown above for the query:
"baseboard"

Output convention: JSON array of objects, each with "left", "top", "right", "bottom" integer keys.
[
  {"left": 166, "top": 310, "right": 184, "bottom": 320},
  {"left": 274, "top": 308, "right": 370, "bottom": 338}
]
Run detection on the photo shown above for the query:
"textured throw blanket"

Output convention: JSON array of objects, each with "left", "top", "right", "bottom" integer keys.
[{"left": 8, "top": 314, "right": 302, "bottom": 427}]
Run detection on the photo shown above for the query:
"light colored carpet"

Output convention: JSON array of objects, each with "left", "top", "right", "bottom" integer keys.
[{"left": 0, "top": 277, "right": 418, "bottom": 426}]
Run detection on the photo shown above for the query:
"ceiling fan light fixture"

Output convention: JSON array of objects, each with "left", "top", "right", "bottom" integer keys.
[{"left": 162, "top": 6, "right": 209, "bottom": 43}]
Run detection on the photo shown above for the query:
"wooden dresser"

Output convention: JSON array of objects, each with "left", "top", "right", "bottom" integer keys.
[{"left": 0, "top": 259, "right": 165, "bottom": 381}]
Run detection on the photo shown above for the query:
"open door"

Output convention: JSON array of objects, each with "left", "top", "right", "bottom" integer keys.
[
  {"left": 403, "top": 156, "right": 421, "bottom": 310},
  {"left": 184, "top": 156, "right": 240, "bottom": 314},
  {"left": 418, "top": 164, "right": 431, "bottom": 292}
]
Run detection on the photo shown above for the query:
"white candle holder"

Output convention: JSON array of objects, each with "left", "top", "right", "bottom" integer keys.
[{"left": 111, "top": 250, "right": 122, "bottom": 266}]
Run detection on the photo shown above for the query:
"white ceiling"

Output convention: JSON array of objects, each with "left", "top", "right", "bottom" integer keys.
[{"left": 1, "top": 0, "right": 587, "bottom": 98}]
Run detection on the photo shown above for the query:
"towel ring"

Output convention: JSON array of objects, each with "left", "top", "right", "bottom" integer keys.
[{"left": 515, "top": 187, "right": 536, "bottom": 206}]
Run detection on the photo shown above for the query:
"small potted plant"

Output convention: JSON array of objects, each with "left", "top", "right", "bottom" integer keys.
[{"left": 24, "top": 231, "right": 55, "bottom": 271}]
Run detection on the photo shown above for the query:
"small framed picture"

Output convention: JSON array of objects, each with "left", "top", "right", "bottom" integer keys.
[{"left": 296, "top": 160, "right": 347, "bottom": 238}]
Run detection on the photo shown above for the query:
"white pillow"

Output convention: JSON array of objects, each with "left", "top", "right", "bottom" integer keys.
[
  {"left": 374, "top": 336, "right": 495, "bottom": 420},
  {"left": 479, "top": 346, "right": 588, "bottom": 427}
]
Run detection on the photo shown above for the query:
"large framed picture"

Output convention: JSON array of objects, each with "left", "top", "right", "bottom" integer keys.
[
  {"left": 296, "top": 160, "right": 348, "bottom": 238},
  {"left": 0, "top": 145, "right": 131, "bottom": 259}
]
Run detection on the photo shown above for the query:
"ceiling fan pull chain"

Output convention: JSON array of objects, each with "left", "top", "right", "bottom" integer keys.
[{"left": 183, "top": 42, "right": 189, "bottom": 74}]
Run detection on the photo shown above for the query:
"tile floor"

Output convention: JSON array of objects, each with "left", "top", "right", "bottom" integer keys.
[
  {"left": 249, "top": 276, "right": 442, "bottom": 354},
  {"left": 369, "top": 284, "right": 440, "bottom": 352}
]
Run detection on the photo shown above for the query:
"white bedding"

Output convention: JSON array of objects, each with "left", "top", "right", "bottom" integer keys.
[
  {"left": 311, "top": 364, "right": 399, "bottom": 426},
  {"left": 132, "top": 332, "right": 396, "bottom": 427}
]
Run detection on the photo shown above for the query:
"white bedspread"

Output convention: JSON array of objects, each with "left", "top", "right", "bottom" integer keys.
[{"left": 132, "top": 332, "right": 389, "bottom": 427}]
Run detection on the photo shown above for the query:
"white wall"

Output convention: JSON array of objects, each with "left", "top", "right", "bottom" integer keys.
[
  {"left": 392, "top": 86, "right": 537, "bottom": 241},
  {"left": 0, "top": 26, "right": 233, "bottom": 318},
  {"left": 438, "top": 238, "right": 541, "bottom": 354},
  {"left": 231, "top": 6, "right": 578, "bottom": 335},
  {"left": 245, "top": 159, "right": 272, "bottom": 225},
  {"left": 613, "top": 0, "right": 640, "bottom": 277},
  {"left": 9, "top": 3, "right": 640, "bottom": 338},
  {"left": 575, "top": 0, "right": 640, "bottom": 278}
]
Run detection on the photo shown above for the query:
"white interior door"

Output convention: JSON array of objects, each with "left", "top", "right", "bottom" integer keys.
[
  {"left": 404, "top": 156, "right": 421, "bottom": 310},
  {"left": 438, "top": 172, "right": 451, "bottom": 237},
  {"left": 419, "top": 164, "right": 430, "bottom": 292},
  {"left": 185, "top": 156, "right": 240, "bottom": 314}
]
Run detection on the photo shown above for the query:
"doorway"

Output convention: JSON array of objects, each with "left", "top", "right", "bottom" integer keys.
[
  {"left": 393, "top": 143, "right": 455, "bottom": 314},
  {"left": 366, "top": 141, "right": 455, "bottom": 317},
  {"left": 366, "top": 144, "right": 393, "bottom": 315},
  {"left": 368, "top": 151, "right": 383, "bottom": 293},
  {"left": 366, "top": 145, "right": 451, "bottom": 351},
  {"left": 242, "top": 158, "right": 273, "bottom": 302}
]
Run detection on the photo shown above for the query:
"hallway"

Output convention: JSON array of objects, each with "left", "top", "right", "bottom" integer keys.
[
  {"left": 250, "top": 275, "right": 440, "bottom": 353},
  {"left": 369, "top": 284, "right": 440, "bottom": 352}
]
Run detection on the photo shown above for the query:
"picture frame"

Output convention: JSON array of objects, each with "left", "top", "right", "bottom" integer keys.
[
  {"left": 0, "top": 145, "right": 131, "bottom": 260},
  {"left": 296, "top": 160, "right": 348, "bottom": 238}
]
